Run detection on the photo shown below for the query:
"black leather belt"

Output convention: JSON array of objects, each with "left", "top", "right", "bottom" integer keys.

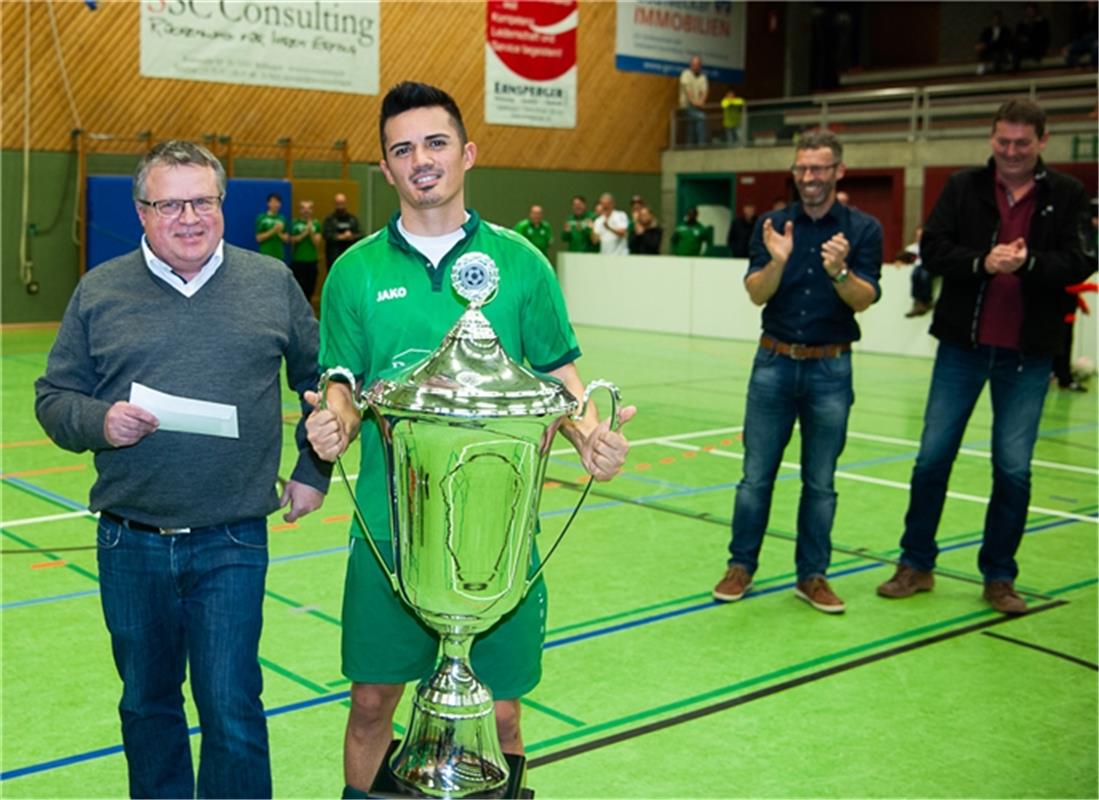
[
  {"left": 101, "top": 510, "right": 200, "bottom": 535},
  {"left": 760, "top": 334, "right": 852, "bottom": 361}
]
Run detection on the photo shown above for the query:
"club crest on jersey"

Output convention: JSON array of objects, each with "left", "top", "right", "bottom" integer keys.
[{"left": 376, "top": 286, "right": 408, "bottom": 303}]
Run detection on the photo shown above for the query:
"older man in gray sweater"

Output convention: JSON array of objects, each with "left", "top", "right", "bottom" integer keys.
[{"left": 35, "top": 140, "right": 329, "bottom": 799}]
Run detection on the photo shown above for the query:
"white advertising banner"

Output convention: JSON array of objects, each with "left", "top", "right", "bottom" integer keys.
[
  {"left": 615, "top": 1, "right": 744, "bottom": 83},
  {"left": 485, "top": 1, "right": 577, "bottom": 129},
  {"left": 140, "top": 1, "right": 379, "bottom": 95}
]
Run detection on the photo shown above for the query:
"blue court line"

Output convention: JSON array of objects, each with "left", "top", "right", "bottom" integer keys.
[
  {"left": 1, "top": 513, "right": 1092, "bottom": 784},
  {"left": 1, "top": 588, "right": 100, "bottom": 611},
  {"left": 0, "top": 691, "right": 353, "bottom": 781},
  {"left": 1, "top": 476, "right": 86, "bottom": 511}
]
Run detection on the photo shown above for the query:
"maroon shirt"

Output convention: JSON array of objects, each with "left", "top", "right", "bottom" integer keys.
[{"left": 977, "top": 178, "right": 1037, "bottom": 350}]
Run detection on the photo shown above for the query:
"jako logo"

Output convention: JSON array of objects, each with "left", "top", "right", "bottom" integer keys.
[{"left": 376, "top": 287, "right": 408, "bottom": 302}]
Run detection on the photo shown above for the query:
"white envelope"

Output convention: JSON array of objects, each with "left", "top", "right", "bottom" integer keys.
[{"left": 129, "top": 382, "right": 239, "bottom": 439}]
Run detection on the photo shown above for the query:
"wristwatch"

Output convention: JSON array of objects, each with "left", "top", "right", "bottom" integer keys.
[{"left": 831, "top": 266, "right": 849, "bottom": 284}]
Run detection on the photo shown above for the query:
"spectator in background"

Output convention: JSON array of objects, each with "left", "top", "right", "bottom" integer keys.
[
  {"left": 289, "top": 200, "right": 324, "bottom": 302},
  {"left": 629, "top": 194, "right": 646, "bottom": 224},
  {"left": 322, "top": 193, "right": 363, "bottom": 267},
  {"left": 255, "top": 192, "right": 288, "bottom": 261},
  {"left": 592, "top": 192, "right": 629, "bottom": 255},
  {"left": 1012, "top": 2, "right": 1050, "bottom": 70},
  {"left": 722, "top": 89, "right": 745, "bottom": 145},
  {"left": 897, "top": 226, "right": 933, "bottom": 318},
  {"left": 678, "top": 55, "right": 709, "bottom": 146},
  {"left": 836, "top": 191, "right": 851, "bottom": 206},
  {"left": 562, "top": 195, "right": 598, "bottom": 253},
  {"left": 772, "top": 197, "right": 788, "bottom": 211},
  {"left": 670, "top": 207, "right": 714, "bottom": 256},
  {"left": 628, "top": 206, "right": 663, "bottom": 254},
  {"left": 515, "top": 204, "right": 553, "bottom": 259},
  {"left": 976, "top": 10, "right": 1013, "bottom": 74},
  {"left": 728, "top": 202, "right": 758, "bottom": 258},
  {"left": 1063, "top": 1, "right": 1098, "bottom": 68}
]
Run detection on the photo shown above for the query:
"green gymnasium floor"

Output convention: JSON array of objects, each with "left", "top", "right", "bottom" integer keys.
[{"left": 2, "top": 323, "right": 1096, "bottom": 798}]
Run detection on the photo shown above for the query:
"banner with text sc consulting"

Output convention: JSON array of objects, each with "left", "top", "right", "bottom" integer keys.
[
  {"left": 615, "top": 1, "right": 744, "bottom": 84},
  {"left": 140, "top": 1, "right": 379, "bottom": 95},
  {"left": 485, "top": 1, "right": 577, "bottom": 129}
]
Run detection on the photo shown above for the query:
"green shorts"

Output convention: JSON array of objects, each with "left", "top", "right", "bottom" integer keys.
[{"left": 340, "top": 537, "right": 547, "bottom": 699}]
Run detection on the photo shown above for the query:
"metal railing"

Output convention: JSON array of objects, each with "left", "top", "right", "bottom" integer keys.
[{"left": 670, "top": 72, "right": 1097, "bottom": 149}]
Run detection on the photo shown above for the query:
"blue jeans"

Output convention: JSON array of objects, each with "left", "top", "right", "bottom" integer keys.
[
  {"left": 682, "top": 107, "right": 706, "bottom": 146},
  {"left": 899, "top": 341, "right": 1051, "bottom": 582},
  {"left": 97, "top": 516, "right": 271, "bottom": 799},
  {"left": 728, "top": 347, "right": 854, "bottom": 580}
]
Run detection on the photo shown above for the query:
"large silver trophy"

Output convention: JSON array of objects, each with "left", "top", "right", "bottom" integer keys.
[{"left": 319, "top": 253, "right": 619, "bottom": 798}]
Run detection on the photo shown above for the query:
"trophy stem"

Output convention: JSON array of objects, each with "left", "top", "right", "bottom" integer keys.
[{"left": 389, "top": 632, "right": 509, "bottom": 798}]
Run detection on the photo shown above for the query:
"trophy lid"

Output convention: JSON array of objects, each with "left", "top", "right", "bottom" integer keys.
[{"left": 364, "top": 253, "right": 578, "bottom": 418}]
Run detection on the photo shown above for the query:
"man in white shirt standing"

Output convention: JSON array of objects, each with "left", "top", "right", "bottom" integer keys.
[
  {"left": 678, "top": 55, "right": 709, "bottom": 146},
  {"left": 592, "top": 192, "right": 630, "bottom": 255}
]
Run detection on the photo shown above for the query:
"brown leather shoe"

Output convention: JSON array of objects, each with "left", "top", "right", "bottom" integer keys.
[
  {"left": 713, "top": 564, "right": 753, "bottom": 602},
  {"left": 795, "top": 576, "right": 846, "bottom": 614},
  {"left": 983, "top": 580, "right": 1028, "bottom": 615},
  {"left": 877, "top": 564, "right": 935, "bottom": 598}
]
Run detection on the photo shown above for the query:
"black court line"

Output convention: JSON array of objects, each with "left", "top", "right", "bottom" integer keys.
[
  {"left": 981, "top": 630, "right": 1099, "bottom": 672},
  {"left": 546, "top": 477, "right": 1055, "bottom": 600},
  {"left": 527, "top": 599, "right": 1066, "bottom": 769}
]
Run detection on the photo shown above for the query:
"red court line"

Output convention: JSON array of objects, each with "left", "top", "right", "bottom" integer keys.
[
  {"left": 1, "top": 464, "right": 87, "bottom": 478},
  {"left": 31, "top": 560, "right": 67, "bottom": 569}
]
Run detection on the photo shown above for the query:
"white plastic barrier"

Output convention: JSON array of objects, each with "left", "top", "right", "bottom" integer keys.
[{"left": 557, "top": 253, "right": 1097, "bottom": 365}]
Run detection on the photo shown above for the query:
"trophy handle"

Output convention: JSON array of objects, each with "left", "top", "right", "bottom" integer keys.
[
  {"left": 316, "top": 367, "right": 401, "bottom": 593},
  {"left": 524, "top": 380, "right": 622, "bottom": 594}
]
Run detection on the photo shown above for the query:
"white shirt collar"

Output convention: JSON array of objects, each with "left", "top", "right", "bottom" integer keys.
[{"left": 141, "top": 237, "right": 224, "bottom": 297}]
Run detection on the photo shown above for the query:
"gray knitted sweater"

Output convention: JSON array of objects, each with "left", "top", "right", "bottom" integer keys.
[{"left": 35, "top": 244, "right": 330, "bottom": 528}]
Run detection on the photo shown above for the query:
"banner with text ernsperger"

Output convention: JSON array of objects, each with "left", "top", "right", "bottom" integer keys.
[
  {"left": 140, "top": 1, "right": 379, "bottom": 95},
  {"left": 485, "top": 1, "right": 577, "bottom": 129}
]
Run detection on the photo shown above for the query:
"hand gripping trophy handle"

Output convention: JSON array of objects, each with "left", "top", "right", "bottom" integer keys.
[
  {"left": 315, "top": 366, "right": 401, "bottom": 593},
  {"left": 523, "top": 378, "right": 622, "bottom": 594}
]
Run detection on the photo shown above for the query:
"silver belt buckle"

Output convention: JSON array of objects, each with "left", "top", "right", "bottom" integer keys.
[
  {"left": 158, "top": 526, "right": 191, "bottom": 535},
  {"left": 788, "top": 343, "right": 808, "bottom": 360}
]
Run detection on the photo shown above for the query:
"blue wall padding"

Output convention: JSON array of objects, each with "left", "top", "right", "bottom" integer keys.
[{"left": 86, "top": 176, "right": 292, "bottom": 269}]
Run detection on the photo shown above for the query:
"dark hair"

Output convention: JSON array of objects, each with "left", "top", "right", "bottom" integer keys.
[
  {"left": 572, "top": 194, "right": 587, "bottom": 204},
  {"left": 380, "top": 81, "right": 468, "bottom": 151},
  {"left": 992, "top": 98, "right": 1046, "bottom": 138},
  {"left": 266, "top": 192, "right": 281, "bottom": 203},
  {"left": 133, "top": 140, "right": 226, "bottom": 202},
  {"left": 795, "top": 129, "right": 844, "bottom": 162}
]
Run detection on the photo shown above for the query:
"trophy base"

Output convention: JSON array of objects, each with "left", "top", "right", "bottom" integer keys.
[{"left": 370, "top": 740, "right": 533, "bottom": 799}]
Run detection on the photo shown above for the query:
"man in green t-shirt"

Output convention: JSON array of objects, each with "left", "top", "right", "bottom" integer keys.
[
  {"left": 670, "top": 206, "right": 714, "bottom": 256},
  {"left": 562, "top": 194, "right": 598, "bottom": 252},
  {"left": 288, "top": 200, "right": 323, "bottom": 301},
  {"left": 304, "top": 81, "right": 636, "bottom": 798},
  {"left": 514, "top": 204, "right": 553, "bottom": 259},
  {"left": 254, "top": 193, "right": 288, "bottom": 261}
]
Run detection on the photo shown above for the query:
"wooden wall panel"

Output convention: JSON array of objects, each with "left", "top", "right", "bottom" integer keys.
[{"left": 2, "top": 2, "right": 676, "bottom": 172}]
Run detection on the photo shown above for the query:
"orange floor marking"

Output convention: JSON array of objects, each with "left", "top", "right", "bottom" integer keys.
[
  {"left": 721, "top": 438, "right": 733, "bottom": 446},
  {"left": 323, "top": 514, "right": 351, "bottom": 524},
  {"left": 1, "top": 464, "right": 87, "bottom": 479},
  {"left": 0, "top": 439, "right": 55, "bottom": 450},
  {"left": 682, "top": 451, "right": 697, "bottom": 459},
  {"left": 544, "top": 481, "right": 561, "bottom": 490},
  {"left": 31, "top": 560, "right": 67, "bottom": 570},
  {"left": 271, "top": 522, "right": 300, "bottom": 532},
  {"left": 659, "top": 457, "right": 677, "bottom": 465}
]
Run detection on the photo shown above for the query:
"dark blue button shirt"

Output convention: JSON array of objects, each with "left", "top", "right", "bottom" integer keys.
[{"left": 747, "top": 201, "right": 883, "bottom": 345}]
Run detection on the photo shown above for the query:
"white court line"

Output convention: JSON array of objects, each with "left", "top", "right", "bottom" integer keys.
[
  {"left": 846, "top": 430, "right": 1098, "bottom": 477},
  {"left": 0, "top": 510, "right": 96, "bottom": 528},
  {"left": 550, "top": 426, "right": 741, "bottom": 456},
  {"left": 659, "top": 439, "right": 1097, "bottom": 525}
]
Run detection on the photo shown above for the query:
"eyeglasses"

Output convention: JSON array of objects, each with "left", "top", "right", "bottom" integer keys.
[
  {"left": 138, "top": 195, "right": 223, "bottom": 219},
  {"left": 791, "top": 163, "right": 839, "bottom": 177}
]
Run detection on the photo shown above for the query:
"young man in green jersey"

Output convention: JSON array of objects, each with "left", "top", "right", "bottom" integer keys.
[
  {"left": 562, "top": 194, "right": 598, "bottom": 252},
  {"left": 670, "top": 205, "right": 714, "bottom": 256},
  {"left": 288, "top": 199, "right": 323, "bottom": 301},
  {"left": 254, "top": 192, "right": 288, "bottom": 261},
  {"left": 304, "top": 81, "right": 636, "bottom": 798}
]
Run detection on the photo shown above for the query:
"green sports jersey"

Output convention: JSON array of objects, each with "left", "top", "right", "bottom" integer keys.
[
  {"left": 255, "top": 213, "right": 287, "bottom": 260},
  {"left": 514, "top": 219, "right": 553, "bottom": 257},
  {"left": 320, "top": 210, "right": 581, "bottom": 542},
  {"left": 562, "top": 212, "right": 597, "bottom": 252},
  {"left": 290, "top": 218, "right": 321, "bottom": 262},
  {"left": 670, "top": 221, "right": 714, "bottom": 256}
]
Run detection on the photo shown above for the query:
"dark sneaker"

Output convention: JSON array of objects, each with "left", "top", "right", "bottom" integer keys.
[
  {"left": 795, "top": 577, "right": 846, "bottom": 614},
  {"left": 983, "top": 580, "right": 1028, "bottom": 615},
  {"left": 877, "top": 564, "right": 935, "bottom": 598},
  {"left": 713, "top": 565, "right": 753, "bottom": 602}
]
